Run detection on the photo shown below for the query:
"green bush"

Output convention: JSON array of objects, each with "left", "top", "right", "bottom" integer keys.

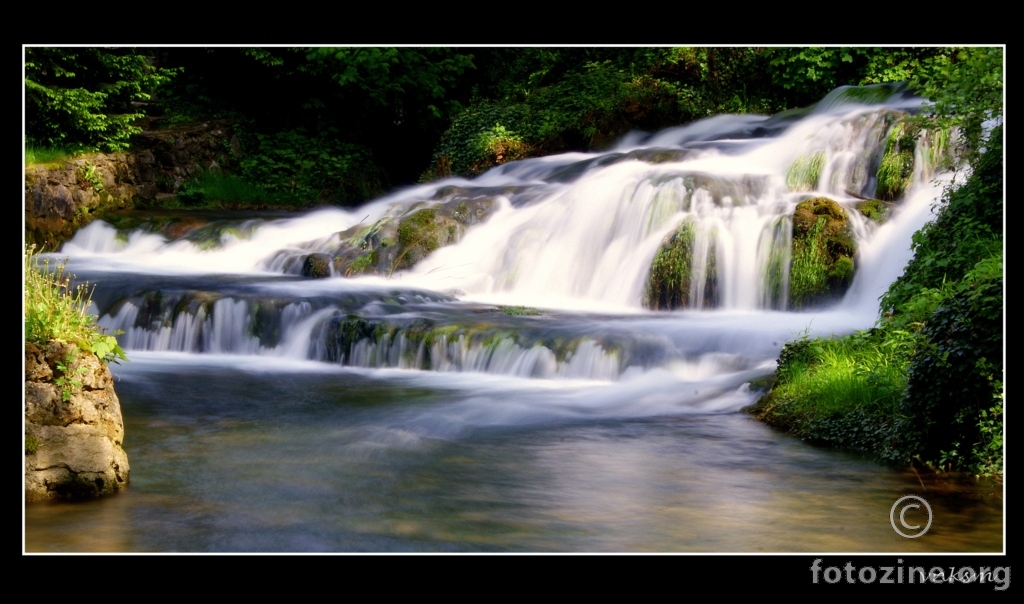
[
  {"left": 887, "top": 263, "right": 1003, "bottom": 474},
  {"left": 177, "top": 171, "right": 301, "bottom": 208},
  {"left": 234, "top": 128, "right": 385, "bottom": 205},
  {"left": 24, "top": 246, "right": 126, "bottom": 365}
]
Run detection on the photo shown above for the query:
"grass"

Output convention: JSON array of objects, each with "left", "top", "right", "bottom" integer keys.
[
  {"left": 788, "top": 217, "right": 830, "bottom": 308},
  {"left": 25, "top": 144, "right": 90, "bottom": 167},
  {"left": 751, "top": 328, "right": 916, "bottom": 455},
  {"left": 177, "top": 171, "right": 304, "bottom": 208},
  {"left": 24, "top": 245, "right": 126, "bottom": 364}
]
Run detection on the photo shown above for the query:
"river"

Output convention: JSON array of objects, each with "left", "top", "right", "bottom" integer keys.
[{"left": 24, "top": 85, "right": 1003, "bottom": 553}]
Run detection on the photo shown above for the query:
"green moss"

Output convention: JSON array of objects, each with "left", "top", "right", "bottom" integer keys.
[
  {"left": 786, "top": 152, "right": 825, "bottom": 192},
  {"left": 762, "top": 218, "right": 790, "bottom": 308},
  {"left": 26, "top": 434, "right": 40, "bottom": 455},
  {"left": 788, "top": 197, "right": 857, "bottom": 308},
  {"left": 301, "top": 254, "right": 332, "bottom": 279},
  {"left": 876, "top": 121, "right": 917, "bottom": 201},
  {"left": 644, "top": 219, "right": 696, "bottom": 310},
  {"left": 855, "top": 198, "right": 889, "bottom": 223},
  {"left": 345, "top": 251, "right": 378, "bottom": 276},
  {"left": 500, "top": 305, "right": 542, "bottom": 316}
]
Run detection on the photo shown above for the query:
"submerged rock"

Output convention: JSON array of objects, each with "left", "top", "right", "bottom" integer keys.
[{"left": 25, "top": 342, "right": 129, "bottom": 502}]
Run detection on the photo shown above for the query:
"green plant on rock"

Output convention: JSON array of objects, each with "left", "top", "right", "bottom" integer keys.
[
  {"left": 25, "top": 434, "right": 40, "bottom": 455},
  {"left": 501, "top": 305, "right": 542, "bottom": 316},
  {"left": 54, "top": 349, "right": 88, "bottom": 402},
  {"left": 644, "top": 220, "right": 696, "bottom": 310},
  {"left": 788, "top": 198, "right": 856, "bottom": 309},
  {"left": 876, "top": 121, "right": 917, "bottom": 201},
  {"left": 24, "top": 246, "right": 128, "bottom": 365},
  {"left": 77, "top": 161, "right": 104, "bottom": 193},
  {"left": 788, "top": 218, "right": 830, "bottom": 308},
  {"left": 786, "top": 152, "right": 825, "bottom": 191}
]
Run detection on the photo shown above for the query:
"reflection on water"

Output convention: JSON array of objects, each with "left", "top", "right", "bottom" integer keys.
[{"left": 25, "top": 360, "right": 1002, "bottom": 553}]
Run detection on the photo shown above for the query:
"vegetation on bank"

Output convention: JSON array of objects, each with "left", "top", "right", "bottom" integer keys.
[
  {"left": 25, "top": 46, "right": 986, "bottom": 206},
  {"left": 752, "top": 125, "right": 1003, "bottom": 477},
  {"left": 24, "top": 246, "right": 127, "bottom": 366}
]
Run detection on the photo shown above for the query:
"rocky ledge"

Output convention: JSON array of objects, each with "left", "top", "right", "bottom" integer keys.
[{"left": 24, "top": 341, "right": 129, "bottom": 502}]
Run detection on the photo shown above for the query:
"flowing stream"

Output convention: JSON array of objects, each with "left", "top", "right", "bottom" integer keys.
[{"left": 25, "top": 87, "right": 1003, "bottom": 553}]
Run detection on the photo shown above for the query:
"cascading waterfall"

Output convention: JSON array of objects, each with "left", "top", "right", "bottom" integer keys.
[
  {"left": 66, "top": 86, "right": 949, "bottom": 387},
  {"left": 33, "top": 83, "right": 1004, "bottom": 555}
]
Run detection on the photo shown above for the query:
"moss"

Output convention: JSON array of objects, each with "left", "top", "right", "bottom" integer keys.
[
  {"left": 301, "top": 254, "right": 332, "bottom": 279},
  {"left": 26, "top": 434, "right": 40, "bottom": 455},
  {"left": 501, "top": 305, "right": 542, "bottom": 316},
  {"left": 762, "top": 217, "right": 790, "bottom": 308},
  {"left": 345, "top": 250, "right": 378, "bottom": 276},
  {"left": 876, "top": 120, "right": 917, "bottom": 201},
  {"left": 789, "top": 197, "right": 857, "bottom": 308},
  {"left": 644, "top": 219, "right": 696, "bottom": 310},
  {"left": 786, "top": 152, "right": 825, "bottom": 192},
  {"left": 855, "top": 198, "right": 889, "bottom": 223}
]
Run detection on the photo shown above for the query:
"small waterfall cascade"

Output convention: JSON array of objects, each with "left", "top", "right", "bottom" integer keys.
[{"left": 66, "top": 85, "right": 951, "bottom": 383}]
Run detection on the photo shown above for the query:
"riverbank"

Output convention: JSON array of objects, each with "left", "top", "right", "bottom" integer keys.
[{"left": 748, "top": 128, "right": 1004, "bottom": 479}]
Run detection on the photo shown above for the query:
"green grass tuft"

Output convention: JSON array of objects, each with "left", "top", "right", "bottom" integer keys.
[{"left": 24, "top": 246, "right": 127, "bottom": 364}]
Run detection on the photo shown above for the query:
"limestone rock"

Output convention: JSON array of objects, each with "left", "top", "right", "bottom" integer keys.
[{"left": 24, "top": 342, "right": 130, "bottom": 502}]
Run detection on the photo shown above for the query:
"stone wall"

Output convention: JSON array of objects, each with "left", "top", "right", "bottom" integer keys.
[
  {"left": 25, "top": 119, "right": 240, "bottom": 250},
  {"left": 25, "top": 342, "right": 130, "bottom": 502}
]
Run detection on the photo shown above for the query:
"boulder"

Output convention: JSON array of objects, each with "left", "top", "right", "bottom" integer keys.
[{"left": 25, "top": 342, "right": 129, "bottom": 502}]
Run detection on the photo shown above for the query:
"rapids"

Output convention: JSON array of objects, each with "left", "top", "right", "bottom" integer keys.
[{"left": 26, "top": 85, "right": 1002, "bottom": 553}]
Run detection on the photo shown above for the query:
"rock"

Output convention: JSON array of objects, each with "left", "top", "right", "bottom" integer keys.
[
  {"left": 302, "top": 253, "right": 333, "bottom": 278},
  {"left": 24, "top": 342, "right": 130, "bottom": 502},
  {"left": 788, "top": 197, "right": 857, "bottom": 309}
]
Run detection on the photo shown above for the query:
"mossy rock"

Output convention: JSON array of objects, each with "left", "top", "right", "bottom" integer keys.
[
  {"left": 301, "top": 253, "right": 333, "bottom": 279},
  {"left": 643, "top": 219, "right": 717, "bottom": 310},
  {"left": 875, "top": 120, "right": 917, "bottom": 201},
  {"left": 333, "top": 198, "right": 497, "bottom": 277},
  {"left": 855, "top": 198, "right": 889, "bottom": 224},
  {"left": 786, "top": 152, "right": 825, "bottom": 192},
  {"left": 789, "top": 197, "right": 857, "bottom": 309}
]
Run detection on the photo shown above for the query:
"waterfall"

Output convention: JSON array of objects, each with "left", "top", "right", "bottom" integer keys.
[{"left": 62, "top": 86, "right": 949, "bottom": 383}]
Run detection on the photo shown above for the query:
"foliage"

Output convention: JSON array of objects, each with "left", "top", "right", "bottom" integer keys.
[
  {"left": 788, "top": 218, "right": 830, "bottom": 307},
  {"left": 156, "top": 47, "right": 475, "bottom": 186},
  {"left": 25, "top": 144, "right": 87, "bottom": 167},
  {"left": 884, "top": 259, "right": 1003, "bottom": 474},
  {"left": 875, "top": 120, "right": 916, "bottom": 201},
  {"left": 25, "top": 47, "right": 177, "bottom": 152},
  {"left": 786, "top": 153, "right": 825, "bottom": 192},
  {"left": 752, "top": 328, "right": 917, "bottom": 454},
  {"left": 24, "top": 246, "right": 127, "bottom": 365},
  {"left": 426, "top": 103, "right": 533, "bottom": 178},
  {"left": 177, "top": 171, "right": 301, "bottom": 208},
  {"left": 54, "top": 349, "right": 88, "bottom": 402},
  {"left": 880, "top": 126, "right": 1002, "bottom": 316},
  {"left": 77, "top": 161, "right": 104, "bottom": 193},
  {"left": 906, "top": 47, "right": 1003, "bottom": 166},
  {"left": 233, "top": 128, "right": 385, "bottom": 205}
]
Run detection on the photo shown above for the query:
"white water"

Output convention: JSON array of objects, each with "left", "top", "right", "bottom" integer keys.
[{"left": 63, "top": 89, "right": 949, "bottom": 400}]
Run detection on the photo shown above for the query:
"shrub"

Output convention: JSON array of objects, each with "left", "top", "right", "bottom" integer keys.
[{"left": 24, "top": 246, "right": 126, "bottom": 365}]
